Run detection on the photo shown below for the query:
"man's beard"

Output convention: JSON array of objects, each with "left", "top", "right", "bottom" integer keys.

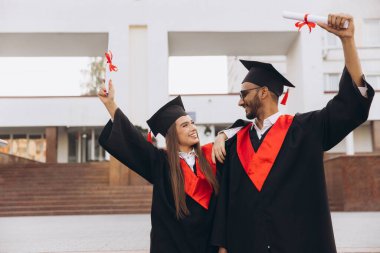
[{"left": 245, "top": 93, "right": 261, "bottom": 120}]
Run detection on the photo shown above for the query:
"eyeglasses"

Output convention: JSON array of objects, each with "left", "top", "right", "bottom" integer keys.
[{"left": 239, "top": 87, "right": 261, "bottom": 99}]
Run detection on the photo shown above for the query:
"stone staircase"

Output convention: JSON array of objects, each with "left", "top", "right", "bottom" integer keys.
[
  {"left": 2, "top": 154, "right": 378, "bottom": 216},
  {"left": 0, "top": 162, "right": 152, "bottom": 217}
]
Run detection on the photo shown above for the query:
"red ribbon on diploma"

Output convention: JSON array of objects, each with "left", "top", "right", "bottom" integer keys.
[
  {"left": 105, "top": 50, "right": 118, "bottom": 72},
  {"left": 295, "top": 14, "right": 316, "bottom": 33}
]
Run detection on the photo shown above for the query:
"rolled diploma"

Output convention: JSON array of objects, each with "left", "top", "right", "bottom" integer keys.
[
  {"left": 105, "top": 65, "right": 111, "bottom": 94},
  {"left": 0, "top": 139, "right": 8, "bottom": 147},
  {"left": 283, "top": 11, "right": 349, "bottom": 29}
]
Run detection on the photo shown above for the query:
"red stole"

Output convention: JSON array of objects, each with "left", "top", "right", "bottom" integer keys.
[
  {"left": 180, "top": 143, "right": 216, "bottom": 209},
  {"left": 237, "top": 115, "right": 294, "bottom": 191}
]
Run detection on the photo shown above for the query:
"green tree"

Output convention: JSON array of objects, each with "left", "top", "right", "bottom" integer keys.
[{"left": 81, "top": 57, "right": 106, "bottom": 96}]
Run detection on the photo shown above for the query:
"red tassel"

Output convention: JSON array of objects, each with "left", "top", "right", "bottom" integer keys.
[
  {"left": 280, "top": 88, "right": 289, "bottom": 105},
  {"left": 147, "top": 131, "right": 152, "bottom": 143}
]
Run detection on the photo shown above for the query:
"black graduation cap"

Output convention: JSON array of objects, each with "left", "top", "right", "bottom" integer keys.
[
  {"left": 147, "top": 96, "right": 187, "bottom": 137},
  {"left": 240, "top": 60, "right": 295, "bottom": 98}
]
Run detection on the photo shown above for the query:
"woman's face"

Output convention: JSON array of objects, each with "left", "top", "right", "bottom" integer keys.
[{"left": 175, "top": 115, "right": 199, "bottom": 151}]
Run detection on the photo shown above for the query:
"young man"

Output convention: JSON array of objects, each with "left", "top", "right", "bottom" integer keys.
[{"left": 211, "top": 13, "right": 374, "bottom": 253}]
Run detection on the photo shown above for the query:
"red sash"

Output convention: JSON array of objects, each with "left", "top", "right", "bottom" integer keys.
[
  {"left": 237, "top": 115, "right": 294, "bottom": 191},
  {"left": 180, "top": 143, "right": 216, "bottom": 209}
]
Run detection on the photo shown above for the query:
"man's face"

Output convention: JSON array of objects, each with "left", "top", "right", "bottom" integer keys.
[{"left": 238, "top": 82, "right": 262, "bottom": 120}]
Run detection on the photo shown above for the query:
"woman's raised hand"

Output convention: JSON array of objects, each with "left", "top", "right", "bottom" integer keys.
[
  {"left": 98, "top": 79, "right": 115, "bottom": 105},
  {"left": 98, "top": 79, "right": 118, "bottom": 120}
]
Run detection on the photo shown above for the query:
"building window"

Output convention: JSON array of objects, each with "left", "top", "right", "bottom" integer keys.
[
  {"left": 169, "top": 56, "right": 228, "bottom": 95},
  {"left": 324, "top": 73, "right": 341, "bottom": 92},
  {"left": 68, "top": 128, "right": 106, "bottom": 163},
  {"left": 366, "top": 75, "right": 380, "bottom": 90},
  {"left": 324, "top": 73, "right": 380, "bottom": 93},
  {"left": 0, "top": 133, "right": 46, "bottom": 162},
  {"left": 363, "top": 19, "right": 380, "bottom": 46},
  {"left": 0, "top": 57, "right": 105, "bottom": 97},
  {"left": 0, "top": 135, "right": 11, "bottom": 154}
]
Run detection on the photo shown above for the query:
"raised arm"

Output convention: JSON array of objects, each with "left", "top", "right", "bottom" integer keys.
[
  {"left": 212, "top": 119, "right": 249, "bottom": 163},
  {"left": 318, "top": 13, "right": 363, "bottom": 87},
  {"left": 98, "top": 80, "right": 118, "bottom": 120},
  {"left": 315, "top": 14, "right": 374, "bottom": 150},
  {"left": 98, "top": 80, "right": 159, "bottom": 184}
]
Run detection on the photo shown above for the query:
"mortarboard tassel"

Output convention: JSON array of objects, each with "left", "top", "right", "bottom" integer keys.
[
  {"left": 280, "top": 88, "right": 290, "bottom": 105},
  {"left": 147, "top": 131, "right": 153, "bottom": 143}
]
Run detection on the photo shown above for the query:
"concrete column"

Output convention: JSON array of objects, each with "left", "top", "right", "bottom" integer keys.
[
  {"left": 57, "top": 127, "right": 68, "bottom": 163},
  {"left": 286, "top": 29, "right": 324, "bottom": 115},
  {"left": 91, "top": 129, "right": 95, "bottom": 161},
  {"left": 147, "top": 24, "right": 170, "bottom": 148},
  {"left": 345, "top": 131, "right": 355, "bottom": 155},
  {"left": 45, "top": 127, "right": 58, "bottom": 163},
  {"left": 77, "top": 132, "right": 81, "bottom": 163},
  {"left": 127, "top": 25, "right": 149, "bottom": 127},
  {"left": 105, "top": 151, "right": 110, "bottom": 160},
  {"left": 98, "top": 146, "right": 104, "bottom": 161},
  {"left": 81, "top": 133, "right": 87, "bottom": 162},
  {"left": 8, "top": 134, "right": 13, "bottom": 155},
  {"left": 107, "top": 26, "right": 150, "bottom": 184},
  {"left": 372, "top": 121, "right": 380, "bottom": 153}
]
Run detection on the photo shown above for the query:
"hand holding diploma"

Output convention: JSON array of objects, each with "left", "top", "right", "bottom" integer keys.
[
  {"left": 284, "top": 12, "right": 360, "bottom": 84},
  {"left": 104, "top": 50, "right": 118, "bottom": 94},
  {"left": 320, "top": 13, "right": 362, "bottom": 86},
  {"left": 310, "top": 12, "right": 361, "bottom": 87},
  {"left": 317, "top": 13, "right": 355, "bottom": 41},
  {"left": 283, "top": 11, "right": 350, "bottom": 32},
  {"left": 98, "top": 79, "right": 118, "bottom": 120}
]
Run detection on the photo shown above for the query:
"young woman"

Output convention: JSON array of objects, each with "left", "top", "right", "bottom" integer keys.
[{"left": 98, "top": 80, "right": 219, "bottom": 253}]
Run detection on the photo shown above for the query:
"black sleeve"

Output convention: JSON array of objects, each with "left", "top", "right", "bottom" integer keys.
[
  {"left": 316, "top": 67, "right": 374, "bottom": 151},
  {"left": 226, "top": 119, "right": 251, "bottom": 129},
  {"left": 98, "top": 108, "right": 160, "bottom": 184},
  {"left": 210, "top": 142, "right": 232, "bottom": 249}
]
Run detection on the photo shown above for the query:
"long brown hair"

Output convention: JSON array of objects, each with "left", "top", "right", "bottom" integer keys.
[{"left": 166, "top": 123, "right": 219, "bottom": 219}]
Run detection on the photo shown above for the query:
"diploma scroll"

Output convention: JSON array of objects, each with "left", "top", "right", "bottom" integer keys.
[
  {"left": 104, "top": 50, "right": 118, "bottom": 94},
  {"left": 283, "top": 11, "right": 349, "bottom": 29},
  {"left": 105, "top": 65, "right": 111, "bottom": 94}
]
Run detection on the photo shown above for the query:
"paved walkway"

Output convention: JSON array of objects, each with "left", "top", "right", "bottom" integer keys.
[{"left": 0, "top": 212, "right": 379, "bottom": 253}]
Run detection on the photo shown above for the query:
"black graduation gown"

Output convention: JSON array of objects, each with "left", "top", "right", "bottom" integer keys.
[
  {"left": 99, "top": 108, "right": 218, "bottom": 253},
  {"left": 211, "top": 67, "right": 374, "bottom": 253}
]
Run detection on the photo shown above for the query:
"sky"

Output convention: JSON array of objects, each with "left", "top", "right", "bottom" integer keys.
[{"left": 0, "top": 56, "right": 228, "bottom": 97}]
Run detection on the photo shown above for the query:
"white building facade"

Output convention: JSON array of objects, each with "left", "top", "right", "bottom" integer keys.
[{"left": 0, "top": 0, "right": 379, "bottom": 162}]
